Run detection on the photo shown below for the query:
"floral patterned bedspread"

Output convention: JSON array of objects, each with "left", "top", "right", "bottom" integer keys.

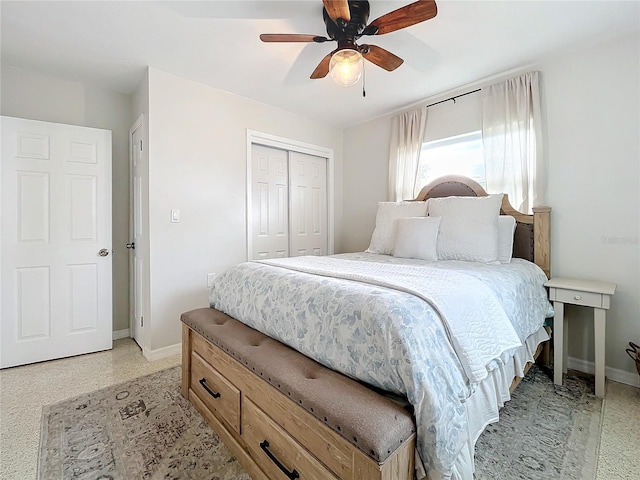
[{"left": 208, "top": 253, "right": 553, "bottom": 479}]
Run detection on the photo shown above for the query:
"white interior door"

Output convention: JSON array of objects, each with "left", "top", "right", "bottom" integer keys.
[
  {"left": 250, "top": 144, "right": 289, "bottom": 260},
  {"left": 129, "top": 121, "right": 144, "bottom": 348},
  {"left": 1, "top": 116, "right": 112, "bottom": 368},
  {"left": 289, "top": 152, "right": 328, "bottom": 257}
]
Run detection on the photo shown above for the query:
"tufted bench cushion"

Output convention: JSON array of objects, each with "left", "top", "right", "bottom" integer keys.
[{"left": 181, "top": 307, "right": 416, "bottom": 464}]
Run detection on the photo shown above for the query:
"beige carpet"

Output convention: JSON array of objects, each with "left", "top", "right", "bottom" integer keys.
[{"left": 38, "top": 365, "right": 602, "bottom": 479}]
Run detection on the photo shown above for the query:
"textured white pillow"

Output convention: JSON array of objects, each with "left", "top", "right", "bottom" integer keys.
[
  {"left": 366, "top": 201, "right": 429, "bottom": 255},
  {"left": 393, "top": 216, "right": 441, "bottom": 260},
  {"left": 497, "top": 215, "right": 517, "bottom": 263},
  {"left": 428, "top": 194, "right": 504, "bottom": 263}
]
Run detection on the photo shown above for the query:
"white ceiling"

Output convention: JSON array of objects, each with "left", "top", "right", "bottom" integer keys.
[{"left": 2, "top": 1, "right": 639, "bottom": 128}]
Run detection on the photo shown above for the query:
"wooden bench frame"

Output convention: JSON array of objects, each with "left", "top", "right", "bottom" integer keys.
[{"left": 182, "top": 324, "right": 416, "bottom": 480}]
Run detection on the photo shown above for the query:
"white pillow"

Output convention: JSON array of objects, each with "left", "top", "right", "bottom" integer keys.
[
  {"left": 366, "top": 201, "right": 429, "bottom": 255},
  {"left": 497, "top": 215, "right": 517, "bottom": 263},
  {"left": 428, "top": 194, "right": 504, "bottom": 263},
  {"left": 393, "top": 217, "right": 441, "bottom": 261}
]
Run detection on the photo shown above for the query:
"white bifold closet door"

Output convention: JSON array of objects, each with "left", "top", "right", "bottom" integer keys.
[
  {"left": 250, "top": 144, "right": 328, "bottom": 260},
  {"left": 1, "top": 116, "right": 112, "bottom": 368},
  {"left": 288, "top": 151, "right": 328, "bottom": 257}
]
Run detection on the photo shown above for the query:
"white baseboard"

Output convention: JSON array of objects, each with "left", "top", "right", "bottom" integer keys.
[
  {"left": 144, "top": 343, "right": 182, "bottom": 362},
  {"left": 113, "top": 328, "right": 130, "bottom": 340},
  {"left": 567, "top": 356, "right": 640, "bottom": 387}
]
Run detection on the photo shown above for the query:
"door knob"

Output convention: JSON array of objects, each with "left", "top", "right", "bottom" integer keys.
[
  {"left": 98, "top": 249, "right": 110, "bottom": 257},
  {"left": 126, "top": 242, "right": 135, "bottom": 250}
]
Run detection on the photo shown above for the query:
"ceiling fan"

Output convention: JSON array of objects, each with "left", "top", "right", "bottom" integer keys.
[{"left": 260, "top": 0, "right": 438, "bottom": 86}]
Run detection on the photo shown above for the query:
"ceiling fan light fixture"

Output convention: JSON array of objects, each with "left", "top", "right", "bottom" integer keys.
[{"left": 329, "top": 49, "right": 363, "bottom": 87}]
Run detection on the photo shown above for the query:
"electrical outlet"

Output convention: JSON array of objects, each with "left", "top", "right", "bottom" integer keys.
[{"left": 207, "top": 273, "right": 217, "bottom": 288}]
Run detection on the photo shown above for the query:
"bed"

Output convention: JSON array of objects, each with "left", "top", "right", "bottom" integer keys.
[{"left": 181, "top": 175, "right": 553, "bottom": 480}]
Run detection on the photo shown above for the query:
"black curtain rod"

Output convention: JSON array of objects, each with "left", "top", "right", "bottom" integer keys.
[{"left": 426, "top": 88, "right": 481, "bottom": 108}]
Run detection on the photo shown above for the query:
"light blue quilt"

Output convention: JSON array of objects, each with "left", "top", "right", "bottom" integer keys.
[{"left": 209, "top": 253, "right": 553, "bottom": 479}]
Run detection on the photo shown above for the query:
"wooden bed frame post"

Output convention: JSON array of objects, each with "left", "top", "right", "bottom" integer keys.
[
  {"left": 532, "top": 206, "right": 551, "bottom": 279},
  {"left": 532, "top": 205, "right": 552, "bottom": 367}
]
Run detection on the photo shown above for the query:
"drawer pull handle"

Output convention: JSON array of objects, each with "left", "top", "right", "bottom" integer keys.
[
  {"left": 198, "top": 378, "right": 221, "bottom": 399},
  {"left": 574, "top": 295, "right": 582, "bottom": 300},
  {"left": 259, "top": 440, "right": 300, "bottom": 480}
]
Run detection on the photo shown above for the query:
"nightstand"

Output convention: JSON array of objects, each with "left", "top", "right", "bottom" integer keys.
[{"left": 544, "top": 277, "right": 616, "bottom": 397}]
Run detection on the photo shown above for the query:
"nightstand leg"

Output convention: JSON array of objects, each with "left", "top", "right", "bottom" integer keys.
[
  {"left": 594, "top": 308, "right": 606, "bottom": 397},
  {"left": 563, "top": 311, "right": 569, "bottom": 374},
  {"left": 553, "top": 301, "right": 565, "bottom": 386}
]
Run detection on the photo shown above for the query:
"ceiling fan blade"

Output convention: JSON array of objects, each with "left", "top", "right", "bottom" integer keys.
[
  {"left": 323, "top": 0, "right": 351, "bottom": 24},
  {"left": 361, "top": 45, "right": 404, "bottom": 71},
  {"left": 368, "top": 0, "right": 438, "bottom": 35},
  {"left": 310, "top": 50, "right": 336, "bottom": 79},
  {"left": 260, "top": 34, "right": 328, "bottom": 43}
]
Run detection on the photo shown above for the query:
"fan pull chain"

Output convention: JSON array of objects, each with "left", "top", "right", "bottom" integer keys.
[{"left": 362, "top": 61, "right": 366, "bottom": 98}]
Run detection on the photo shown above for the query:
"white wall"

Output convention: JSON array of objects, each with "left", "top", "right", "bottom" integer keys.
[
  {"left": 342, "top": 31, "right": 640, "bottom": 379},
  {"left": 145, "top": 68, "right": 343, "bottom": 351},
  {"left": 542, "top": 31, "right": 639, "bottom": 378},
  {"left": 342, "top": 116, "right": 390, "bottom": 253},
  {"left": 1, "top": 66, "right": 133, "bottom": 334}
]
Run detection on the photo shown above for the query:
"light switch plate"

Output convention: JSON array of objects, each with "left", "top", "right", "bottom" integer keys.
[{"left": 171, "top": 209, "right": 180, "bottom": 223}]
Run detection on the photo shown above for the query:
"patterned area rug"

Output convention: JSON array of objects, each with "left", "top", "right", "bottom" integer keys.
[
  {"left": 474, "top": 365, "right": 602, "bottom": 479},
  {"left": 38, "top": 364, "right": 602, "bottom": 480},
  {"left": 38, "top": 367, "right": 249, "bottom": 480}
]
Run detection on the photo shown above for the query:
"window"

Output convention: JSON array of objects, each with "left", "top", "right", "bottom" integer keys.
[{"left": 416, "top": 131, "right": 485, "bottom": 189}]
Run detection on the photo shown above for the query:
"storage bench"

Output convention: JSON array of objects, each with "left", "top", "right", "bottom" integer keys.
[{"left": 181, "top": 307, "right": 416, "bottom": 480}]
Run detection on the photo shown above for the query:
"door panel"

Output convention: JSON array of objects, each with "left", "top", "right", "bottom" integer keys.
[
  {"left": 16, "top": 266, "right": 51, "bottom": 339},
  {"left": 16, "top": 132, "right": 49, "bottom": 159},
  {"left": 251, "top": 144, "right": 289, "bottom": 260},
  {"left": 69, "top": 141, "right": 97, "bottom": 163},
  {"left": 1, "top": 116, "right": 112, "bottom": 368},
  {"left": 18, "top": 171, "right": 50, "bottom": 242},
  {"left": 69, "top": 175, "right": 97, "bottom": 241},
  {"left": 289, "top": 151, "right": 328, "bottom": 257},
  {"left": 69, "top": 263, "right": 99, "bottom": 332}
]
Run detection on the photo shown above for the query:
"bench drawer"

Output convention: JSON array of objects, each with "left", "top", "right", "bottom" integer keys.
[
  {"left": 243, "top": 398, "right": 339, "bottom": 480},
  {"left": 191, "top": 351, "right": 241, "bottom": 434}
]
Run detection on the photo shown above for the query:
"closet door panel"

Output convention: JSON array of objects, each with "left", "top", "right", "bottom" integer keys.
[
  {"left": 250, "top": 144, "right": 289, "bottom": 260},
  {"left": 289, "top": 152, "right": 328, "bottom": 257}
]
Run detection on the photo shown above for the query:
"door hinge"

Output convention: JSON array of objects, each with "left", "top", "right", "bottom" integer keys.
[
  {"left": 140, "top": 315, "right": 144, "bottom": 327},
  {"left": 139, "top": 140, "right": 143, "bottom": 151}
]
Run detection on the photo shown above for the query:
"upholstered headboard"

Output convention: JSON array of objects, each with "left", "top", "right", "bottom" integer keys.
[{"left": 414, "top": 175, "right": 551, "bottom": 277}]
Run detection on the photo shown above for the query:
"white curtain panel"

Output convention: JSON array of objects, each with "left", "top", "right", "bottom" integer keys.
[
  {"left": 482, "top": 71, "right": 545, "bottom": 213},
  {"left": 388, "top": 106, "right": 428, "bottom": 201}
]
